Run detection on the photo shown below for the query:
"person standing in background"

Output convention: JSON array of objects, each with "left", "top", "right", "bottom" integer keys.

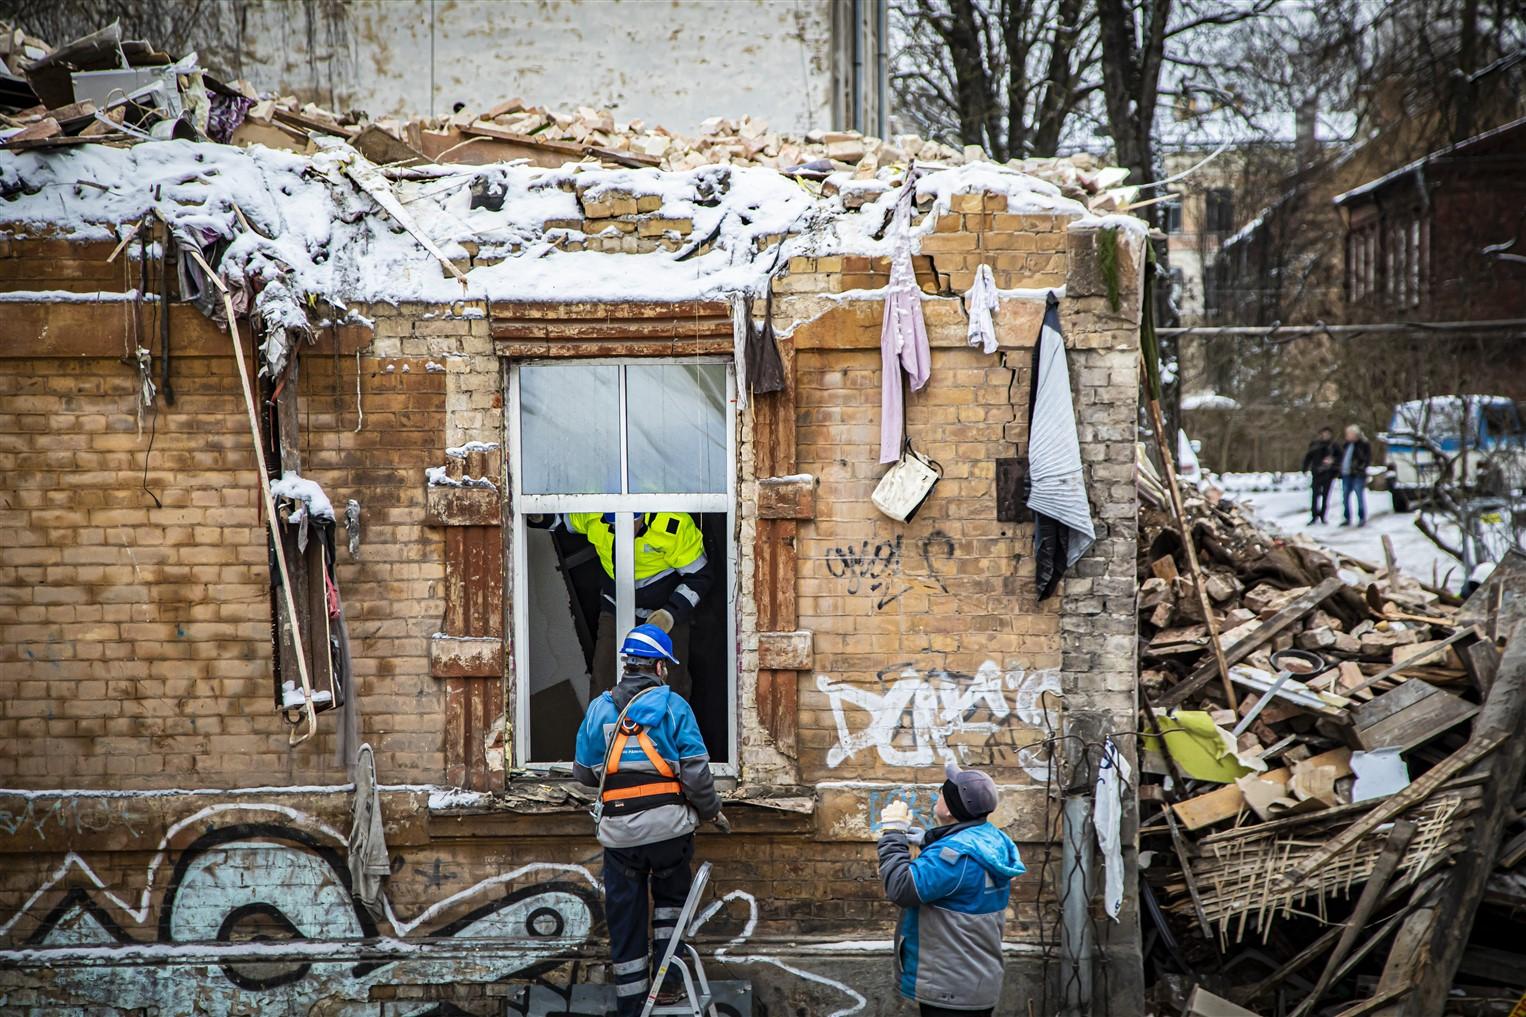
[
  {"left": 1301, "top": 426, "right": 1339, "bottom": 524},
  {"left": 1339, "top": 424, "right": 1372, "bottom": 527}
]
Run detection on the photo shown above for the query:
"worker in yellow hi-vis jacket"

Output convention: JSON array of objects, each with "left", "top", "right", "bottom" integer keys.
[{"left": 562, "top": 511, "right": 712, "bottom": 700}]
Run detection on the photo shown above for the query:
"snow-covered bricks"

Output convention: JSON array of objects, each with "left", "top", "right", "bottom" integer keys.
[{"left": 0, "top": 139, "right": 1094, "bottom": 316}]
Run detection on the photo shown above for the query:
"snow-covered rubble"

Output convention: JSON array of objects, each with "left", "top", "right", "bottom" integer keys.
[{"left": 0, "top": 139, "right": 1100, "bottom": 319}]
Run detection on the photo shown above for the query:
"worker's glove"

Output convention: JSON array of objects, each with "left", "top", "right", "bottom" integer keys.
[
  {"left": 879, "top": 800, "right": 912, "bottom": 835},
  {"left": 711, "top": 811, "right": 732, "bottom": 834},
  {"left": 648, "top": 608, "right": 675, "bottom": 633},
  {"left": 907, "top": 827, "right": 927, "bottom": 846}
]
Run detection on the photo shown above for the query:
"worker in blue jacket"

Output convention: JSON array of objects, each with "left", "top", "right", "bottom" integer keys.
[
  {"left": 574, "top": 624, "right": 729, "bottom": 1015},
  {"left": 877, "top": 762, "right": 1025, "bottom": 1016}
]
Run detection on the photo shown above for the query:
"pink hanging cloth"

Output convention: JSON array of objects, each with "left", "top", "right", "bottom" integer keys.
[{"left": 879, "top": 183, "right": 932, "bottom": 463}]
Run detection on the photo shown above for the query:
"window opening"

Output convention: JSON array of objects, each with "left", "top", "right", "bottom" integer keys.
[{"left": 510, "top": 360, "right": 735, "bottom": 768}]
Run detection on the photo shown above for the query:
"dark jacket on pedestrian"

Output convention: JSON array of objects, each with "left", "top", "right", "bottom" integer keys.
[
  {"left": 1339, "top": 438, "right": 1372, "bottom": 477},
  {"left": 877, "top": 819, "right": 1025, "bottom": 1010},
  {"left": 1301, "top": 438, "right": 1339, "bottom": 478}
]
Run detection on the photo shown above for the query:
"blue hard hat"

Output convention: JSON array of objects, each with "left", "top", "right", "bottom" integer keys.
[{"left": 620, "top": 623, "right": 680, "bottom": 664}]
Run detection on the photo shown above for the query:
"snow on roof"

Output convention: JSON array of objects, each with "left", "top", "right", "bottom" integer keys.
[
  {"left": 0, "top": 140, "right": 1096, "bottom": 315},
  {"left": 1181, "top": 390, "right": 1241, "bottom": 411},
  {"left": 1334, "top": 113, "right": 1526, "bottom": 205},
  {"left": 1157, "top": 109, "right": 1357, "bottom": 152}
]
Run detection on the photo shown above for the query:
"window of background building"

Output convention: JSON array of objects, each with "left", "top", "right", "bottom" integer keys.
[
  {"left": 1204, "top": 188, "right": 1235, "bottom": 234},
  {"left": 508, "top": 360, "right": 735, "bottom": 769}
]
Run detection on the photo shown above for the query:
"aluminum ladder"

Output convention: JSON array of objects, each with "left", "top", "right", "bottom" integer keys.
[{"left": 638, "top": 860, "right": 718, "bottom": 1017}]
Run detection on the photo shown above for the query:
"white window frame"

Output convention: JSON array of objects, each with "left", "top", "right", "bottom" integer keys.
[{"left": 507, "top": 357, "right": 738, "bottom": 775}]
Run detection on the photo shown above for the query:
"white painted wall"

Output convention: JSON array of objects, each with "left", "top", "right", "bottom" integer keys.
[{"left": 223, "top": 0, "right": 840, "bottom": 134}]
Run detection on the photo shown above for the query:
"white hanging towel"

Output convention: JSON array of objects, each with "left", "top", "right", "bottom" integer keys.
[
  {"left": 964, "top": 264, "right": 999, "bottom": 354},
  {"left": 1025, "top": 292, "right": 1096, "bottom": 598},
  {"left": 729, "top": 291, "right": 750, "bottom": 412},
  {"left": 1094, "top": 736, "right": 1132, "bottom": 921}
]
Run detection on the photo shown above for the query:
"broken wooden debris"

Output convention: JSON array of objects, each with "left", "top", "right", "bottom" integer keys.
[{"left": 1138, "top": 474, "right": 1522, "bottom": 1014}]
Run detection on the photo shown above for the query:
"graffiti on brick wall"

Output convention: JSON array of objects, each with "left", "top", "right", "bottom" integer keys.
[
  {"left": 508, "top": 980, "right": 752, "bottom": 1016},
  {"left": 0, "top": 798, "right": 871, "bottom": 1017},
  {"left": 0, "top": 795, "right": 147, "bottom": 839},
  {"left": 823, "top": 530, "right": 954, "bottom": 609},
  {"left": 0, "top": 802, "right": 599, "bottom": 1016},
  {"left": 817, "top": 661, "right": 1061, "bottom": 779}
]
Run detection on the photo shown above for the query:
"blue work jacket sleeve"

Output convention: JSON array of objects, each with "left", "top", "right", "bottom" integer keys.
[
  {"left": 669, "top": 699, "right": 720, "bottom": 820},
  {"left": 573, "top": 708, "right": 608, "bottom": 787}
]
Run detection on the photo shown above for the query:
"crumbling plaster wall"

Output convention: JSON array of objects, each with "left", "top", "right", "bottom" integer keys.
[{"left": 224, "top": 0, "right": 838, "bottom": 132}]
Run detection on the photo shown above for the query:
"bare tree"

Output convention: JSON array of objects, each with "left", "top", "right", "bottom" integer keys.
[{"left": 892, "top": 0, "right": 1102, "bottom": 161}]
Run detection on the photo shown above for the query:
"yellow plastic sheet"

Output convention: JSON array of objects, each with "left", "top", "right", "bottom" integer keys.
[{"left": 1144, "top": 710, "right": 1261, "bottom": 783}]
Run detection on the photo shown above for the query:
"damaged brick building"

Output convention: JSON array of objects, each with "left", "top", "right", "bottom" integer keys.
[{"left": 0, "top": 132, "right": 1147, "bottom": 1015}]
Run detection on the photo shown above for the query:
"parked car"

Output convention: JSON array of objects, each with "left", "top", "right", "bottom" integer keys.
[{"left": 1380, "top": 395, "right": 1526, "bottom": 511}]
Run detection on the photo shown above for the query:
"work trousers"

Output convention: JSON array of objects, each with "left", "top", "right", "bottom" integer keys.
[
  {"left": 1341, "top": 474, "right": 1367, "bottom": 525},
  {"left": 1310, "top": 472, "right": 1335, "bottom": 522},
  {"left": 604, "top": 834, "right": 695, "bottom": 1016},
  {"left": 593, "top": 612, "right": 692, "bottom": 700},
  {"left": 919, "top": 1006, "right": 994, "bottom": 1017}
]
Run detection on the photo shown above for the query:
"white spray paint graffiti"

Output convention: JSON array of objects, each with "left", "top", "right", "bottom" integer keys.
[{"left": 817, "top": 661, "right": 1061, "bottom": 779}]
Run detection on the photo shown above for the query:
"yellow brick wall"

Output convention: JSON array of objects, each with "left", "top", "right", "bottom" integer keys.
[{"left": 0, "top": 326, "right": 453, "bottom": 788}]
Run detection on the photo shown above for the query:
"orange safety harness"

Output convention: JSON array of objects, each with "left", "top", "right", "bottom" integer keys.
[{"left": 599, "top": 703, "right": 685, "bottom": 816}]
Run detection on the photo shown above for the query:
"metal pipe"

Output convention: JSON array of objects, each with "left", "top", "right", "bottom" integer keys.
[
  {"left": 850, "top": 0, "right": 863, "bottom": 132},
  {"left": 1061, "top": 793, "right": 1095, "bottom": 1016},
  {"left": 1159, "top": 317, "right": 1526, "bottom": 338},
  {"left": 875, "top": 0, "right": 890, "bottom": 137}
]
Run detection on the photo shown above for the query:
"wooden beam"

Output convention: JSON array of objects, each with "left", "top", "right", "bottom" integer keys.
[
  {"left": 1141, "top": 357, "right": 1237, "bottom": 709},
  {"left": 1282, "top": 732, "right": 1506, "bottom": 888},
  {"left": 1293, "top": 820, "right": 1417, "bottom": 1017},
  {"left": 1331, "top": 985, "right": 1411, "bottom": 1017},
  {"left": 1345, "top": 625, "right": 1481, "bottom": 695},
  {"left": 1370, "top": 619, "right": 1526, "bottom": 1016},
  {"left": 1158, "top": 576, "right": 1346, "bottom": 709}
]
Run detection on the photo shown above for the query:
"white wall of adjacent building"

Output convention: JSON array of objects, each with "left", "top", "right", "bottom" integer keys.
[{"left": 216, "top": 0, "right": 887, "bottom": 135}]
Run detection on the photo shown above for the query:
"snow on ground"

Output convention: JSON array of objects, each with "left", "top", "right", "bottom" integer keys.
[{"left": 1215, "top": 472, "right": 1467, "bottom": 591}]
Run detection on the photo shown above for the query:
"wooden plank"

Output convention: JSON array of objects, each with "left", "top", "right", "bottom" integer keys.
[
  {"left": 1498, "top": 827, "right": 1526, "bottom": 869},
  {"left": 429, "top": 634, "right": 504, "bottom": 678},
  {"left": 1282, "top": 732, "right": 1507, "bottom": 887},
  {"left": 1332, "top": 985, "right": 1410, "bottom": 1017},
  {"left": 1346, "top": 625, "right": 1481, "bottom": 695},
  {"left": 1171, "top": 747, "right": 1352, "bottom": 831},
  {"left": 1353, "top": 681, "right": 1478, "bottom": 752},
  {"left": 757, "top": 474, "right": 817, "bottom": 519},
  {"left": 425, "top": 486, "right": 502, "bottom": 526},
  {"left": 1162, "top": 800, "right": 1214, "bottom": 938},
  {"left": 751, "top": 321, "right": 797, "bottom": 758},
  {"left": 444, "top": 678, "right": 467, "bottom": 787},
  {"left": 495, "top": 337, "right": 735, "bottom": 358},
  {"left": 756, "top": 670, "right": 798, "bottom": 760},
  {"left": 1158, "top": 576, "right": 1346, "bottom": 708},
  {"left": 756, "top": 630, "right": 813, "bottom": 670},
  {"left": 1294, "top": 820, "right": 1418, "bottom": 1017},
  {"left": 1371, "top": 619, "right": 1526, "bottom": 1017}
]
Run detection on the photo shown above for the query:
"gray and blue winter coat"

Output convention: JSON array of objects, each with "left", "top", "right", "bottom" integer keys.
[
  {"left": 878, "top": 820, "right": 1026, "bottom": 1010},
  {"left": 573, "top": 674, "right": 720, "bottom": 849}
]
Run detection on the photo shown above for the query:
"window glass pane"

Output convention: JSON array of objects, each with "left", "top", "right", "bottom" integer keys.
[
  {"left": 520, "top": 364, "right": 620, "bottom": 494},
  {"left": 626, "top": 363, "right": 727, "bottom": 494}
]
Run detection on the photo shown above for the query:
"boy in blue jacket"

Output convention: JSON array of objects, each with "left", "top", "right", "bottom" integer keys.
[
  {"left": 574, "top": 624, "right": 729, "bottom": 1015},
  {"left": 877, "top": 762, "right": 1025, "bottom": 1016}
]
